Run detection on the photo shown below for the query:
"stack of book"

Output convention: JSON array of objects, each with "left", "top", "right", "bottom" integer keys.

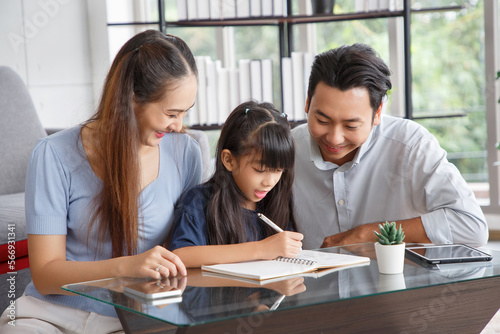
[
  {"left": 188, "top": 52, "right": 314, "bottom": 127},
  {"left": 189, "top": 56, "right": 274, "bottom": 126},
  {"left": 177, "top": 0, "right": 288, "bottom": 21}
]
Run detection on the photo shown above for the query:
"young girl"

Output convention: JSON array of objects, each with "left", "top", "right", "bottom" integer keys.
[
  {"left": 170, "top": 101, "right": 303, "bottom": 267},
  {"left": 0, "top": 30, "right": 201, "bottom": 332}
]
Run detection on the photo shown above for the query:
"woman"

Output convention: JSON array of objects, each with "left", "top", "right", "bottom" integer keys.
[{"left": 0, "top": 30, "right": 201, "bottom": 333}]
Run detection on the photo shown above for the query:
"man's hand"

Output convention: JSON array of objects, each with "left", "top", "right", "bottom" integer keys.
[
  {"left": 321, "top": 223, "right": 377, "bottom": 248},
  {"left": 321, "top": 217, "right": 430, "bottom": 248}
]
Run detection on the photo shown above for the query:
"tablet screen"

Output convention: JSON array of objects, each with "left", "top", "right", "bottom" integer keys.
[{"left": 406, "top": 244, "right": 492, "bottom": 264}]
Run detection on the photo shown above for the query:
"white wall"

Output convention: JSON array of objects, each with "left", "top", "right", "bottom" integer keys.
[{"left": 0, "top": 0, "right": 105, "bottom": 129}]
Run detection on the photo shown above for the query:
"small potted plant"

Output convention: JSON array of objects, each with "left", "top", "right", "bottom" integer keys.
[{"left": 374, "top": 221, "right": 406, "bottom": 274}]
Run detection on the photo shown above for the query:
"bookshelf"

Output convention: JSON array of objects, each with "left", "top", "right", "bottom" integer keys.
[{"left": 159, "top": 0, "right": 464, "bottom": 129}]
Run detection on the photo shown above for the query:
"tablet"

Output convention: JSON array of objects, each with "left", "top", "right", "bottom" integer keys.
[{"left": 405, "top": 244, "right": 492, "bottom": 265}]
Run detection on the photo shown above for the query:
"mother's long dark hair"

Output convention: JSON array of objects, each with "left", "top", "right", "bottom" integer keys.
[
  {"left": 206, "top": 101, "right": 296, "bottom": 245},
  {"left": 86, "top": 30, "right": 197, "bottom": 258}
]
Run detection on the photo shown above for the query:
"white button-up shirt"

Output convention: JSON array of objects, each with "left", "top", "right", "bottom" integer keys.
[{"left": 292, "top": 115, "right": 488, "bottom": 249}]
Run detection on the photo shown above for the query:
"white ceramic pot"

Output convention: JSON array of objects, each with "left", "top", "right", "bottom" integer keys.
[{"left": 375, "top": 242, "right": 405, "bottom": 274}]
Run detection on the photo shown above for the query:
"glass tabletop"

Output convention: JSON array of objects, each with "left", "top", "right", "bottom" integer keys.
[{"left": 62, "top": 243, "right": 500, "bottom": 328}]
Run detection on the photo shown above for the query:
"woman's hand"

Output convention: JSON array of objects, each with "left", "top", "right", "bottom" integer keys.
[
  {"left": 259, "top": 231, "right": 303, "bottom": 260},
  {"left": 120, "top": 245, "right": 187, "bottom": 279}
]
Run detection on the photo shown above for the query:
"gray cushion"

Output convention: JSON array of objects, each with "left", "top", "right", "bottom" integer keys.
[
  {"left": 0, "top": 193, "right": 26, "bottom": 244},
  {"left": 0, "top": 66, "right": 47, "bottom": 195},
  {"left": 187, "top": 129, "right": 213, "bottom": 182}
]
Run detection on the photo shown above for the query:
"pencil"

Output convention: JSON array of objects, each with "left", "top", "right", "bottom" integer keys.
[{"left": 257, "top": 213, "right": 284, "bottom": 233}]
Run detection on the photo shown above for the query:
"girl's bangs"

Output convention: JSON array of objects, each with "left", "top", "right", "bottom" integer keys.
[{"left": 248, "top": 124, "right": 294, "bottom": 170}]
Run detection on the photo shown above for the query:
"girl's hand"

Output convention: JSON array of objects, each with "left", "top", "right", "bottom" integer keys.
[
  {"left": 265, "top": 276, "right": 306, "bottom": 296},
  {"left": 259, "top": 231, "right": 303, "bottom": 259},
  {"left": 120, "top": 245, "right": 187, "bottom": 279}
]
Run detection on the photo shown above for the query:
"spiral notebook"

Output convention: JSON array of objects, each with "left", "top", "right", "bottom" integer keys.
[{"left": 201, "top": 250, "right": 370, "bottom": 281}]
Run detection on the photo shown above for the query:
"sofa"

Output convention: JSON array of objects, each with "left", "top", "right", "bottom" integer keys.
[
  {"left": 0, "top": 66, "right": 46, "bottom": 313},
  {"left": 0, "top": 65, "right": 212, "bottom": 313}
]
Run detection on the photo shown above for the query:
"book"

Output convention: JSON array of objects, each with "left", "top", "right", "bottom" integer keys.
[
  {"left": 124, "top": 281, "right": 182, "bottom": 300},
  {"left": 186, "top": 0, "right": 197, "bottom": 20},
  {"left": 195, "top": 56, "right": 208, "bottom": 125},
  {"left": 205, "top": 57, "right": 218, "bottom": 125},
  {"left": 250, "top": 0, "right": 261, "bottom": 17},
  {"left": 176, "top": 0, "right": 187, "bottom": 21},
  {"left": 197, "top": 0, "right": 210, "bottom": 20},
  {"left": 291, "top": 52, "right": 305, "bottom": 121},
  {"left": 281, "top": 57, "right": 294, "bottom": 120},
  {"left": 217, "top": 67, "right": 230, "bottom": 124},
  {"left": 273, "top": 0, "right": 286, "bottom": 17},
  {"left": 236, "top": 0, "right": 250, "bottom": 18},
  {"left": 201, "top": 250, "right": 370, "bottom": 281},
  {"left": 261, "top": 58, "right": 273, "bottom": 103},
  {"left": 209, "top": 0, "right": 221, "bottom": 20},
  {"left": 221, "top": 0, "right": 236, "bottom": 19},
  {"left": 250, "top": 59, "right": 262, "bottom": 102},
  {"left": 229, "top": 68, "right": 240, "bottom": 111},
  {"left": 202, "top": 263, "right": 369, "bottom": 285},
  {"left": 238, "top": 59, "right": 251, "bottom": 103},
  {"left": 262, "top": 1, "right": 273, "bottom": 17}
]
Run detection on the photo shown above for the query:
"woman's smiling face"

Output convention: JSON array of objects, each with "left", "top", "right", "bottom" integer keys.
[{"left": 134, "top": 74, "right": 197, "bottom": 148}]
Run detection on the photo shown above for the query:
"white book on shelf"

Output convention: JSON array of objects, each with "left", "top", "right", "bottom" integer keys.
[
  {"left": 250, "top": 0, "right": 261, "bottom": 17},
  {"left": 354, "top": 0, "right": 364, "bottom": 12},
  {"left": 221, "top": 0, "right": 236, "bottom": 19},
  {"left": 229, "top": 68, "right": 240, "bottom": 111},
  {"left": 217, "top": 67, "right": 231, "bottom": 124},
  {"left": 197, "top": 0, "right": 210, "bottom": 20},
  {"left": 262, "top": 1, "right": 273, "bottom": 16},
  {"left": 238, "top": 59, "right": 251, "bottom": 103},
  {"left": 273, "top": 0, "right": 285, "bottom": 17},
  {"left": 281, "top": 57, "right": 294, "bottom": 120},
  {"left": 176, "top": 0, "right": 187, "bottom": 21},
  {"left": 303, "top": 52, "right": 314, "bottom": 102},
  {"left": 379, "top": 0, "right": 390, "bottom": 11},
  {"left": 195, "top": 56, "right": 208, "bottom": 125},
  {"left": 209, "top": 0, "right": 221, "bottom": 20},
  {"left": 368, "top": 0, "right": 379, "bottom": 12},
  {"left": 236, "top": 0, "right": 250, "bottom": 18},
  {"left": 261, "top": 58, "right": 273, "bottom": 103},
  {"left": 250, "top": 59, "right": 262, "bottom": 102},
  {"left": 205, "top": 57, "right": 219, "bottom": 125},
  {"left": 186, "top": 0, "right": 197, "bottom": 20},
  {"left": 215, "top": 59, "right": 223, "bottom": 71},
  {"left": 389, "top": 0, "right": 400, "bottom": 11},
  {"left": 189, "top": 98, "right": 199, "bottom": 126},
  {"left": 291, "top": 52, "right": 305, "bottom": 121}
]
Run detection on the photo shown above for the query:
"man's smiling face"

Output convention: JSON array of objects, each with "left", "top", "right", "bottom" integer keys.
[{"left": 306, "top": 82, "right": 381, "bottom": 166}]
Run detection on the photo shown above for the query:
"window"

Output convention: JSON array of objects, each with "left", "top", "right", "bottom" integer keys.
[{"left": 104, "top": 0, "right": 499, "bottom": 210}]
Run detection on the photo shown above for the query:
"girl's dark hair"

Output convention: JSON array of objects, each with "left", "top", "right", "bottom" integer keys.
[
  {"left": 307, "top": 43, "right": 392, "bottom": 116},
  {"left": 206, "top": 101, "right": 296, "bottom": 245},
  {"left": 86, "top": 30, "right": 197, "bottom": 258}
]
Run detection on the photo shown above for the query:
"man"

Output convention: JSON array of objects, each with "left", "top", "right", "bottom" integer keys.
[{"left": 292, "top": 43, "right": 488, "bottom": 250}]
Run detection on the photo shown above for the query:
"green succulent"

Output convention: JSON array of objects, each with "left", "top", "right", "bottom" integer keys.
[{"left": 374, "top": 221, "right": 405, "bottom": 245}]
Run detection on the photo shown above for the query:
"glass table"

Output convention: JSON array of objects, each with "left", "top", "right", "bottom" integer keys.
[{"left": 63, "top": 243, "right": 500, "bottom": 333}]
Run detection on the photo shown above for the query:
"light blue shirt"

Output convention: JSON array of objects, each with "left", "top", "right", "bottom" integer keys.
[
  {"left": 292, "top": 115, "right": 488, "bottom": 249},
  {"left": 23, "top": 126, "right": 202, "bottom": 315}
]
